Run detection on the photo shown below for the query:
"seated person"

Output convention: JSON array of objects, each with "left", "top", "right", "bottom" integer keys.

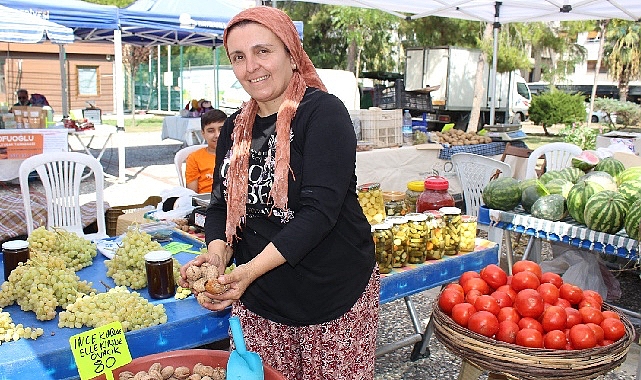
[
  {"left": 11, "top": 89, "right": 31, "bottom": 111},
  {"left": 184, "top": 109, "right": 227, "bottom": 194}
]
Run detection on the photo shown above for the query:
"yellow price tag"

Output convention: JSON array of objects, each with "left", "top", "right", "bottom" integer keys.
[{"left": 69, "top": 321, "right": 132, "bottom": 380}]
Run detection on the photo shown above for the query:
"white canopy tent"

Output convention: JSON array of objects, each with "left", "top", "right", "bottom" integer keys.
[{"left": 0, "top": 4, "right": 74, "bottom": 44}]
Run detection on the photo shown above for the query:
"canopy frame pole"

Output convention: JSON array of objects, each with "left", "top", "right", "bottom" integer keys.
[
  {"left": 59, "top": 45, "right": 69, "bottom": 118},
  {"left": 114, "top": 29, "right": 126, "bottom": 183},
  {"left": 489, "top": 1, "right": 501, "bottom": 126}
]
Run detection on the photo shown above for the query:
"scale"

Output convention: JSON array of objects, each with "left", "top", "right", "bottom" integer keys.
[{"left": 482, "top": 123, "right": 527, "bottom": 141}]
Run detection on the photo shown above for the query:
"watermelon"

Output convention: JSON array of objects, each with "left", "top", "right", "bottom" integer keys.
[
  {"left": 519, "top": 178, "right": 540, "bottom": 191},
  {"left": 539, "top": 170, "right": 566, "bottom": 185},
  {"left": 545, "top": 178, "right": 573, "bottom": 198},
  {"left": 578, "top": 171, "right": 618, "bottom": 192},
  {"left": 618, "top": 180, "right": 641, "bottom": 204},
  {"left": 566, "top": 181, "right": 604, "bottom": 225},
  {"left": 616, "top": 166, "right": 641, "bottom": 186},
  {"left": 624, "top": 198, "right": 641, "bottom": 241},
  {"left": 531, "top": 194, "right": 567, "bottom": 221},
  {"left": 594, "top": 157, "right": 625, "bottom": 178},
  {"left": 571, "top": 150, "right": 600, "bottom": 172},
  {"left": 482, "top": 177, "right": 522, "bottom": 211},
  {"left": 558, "top": 167, "right": 584, "bottom": 183},
  {"left": 583, "top": 190, "right": 628, "bottom": 234},
  {"left": 521, "top": 181, "right": 549, "bottom": 213}
]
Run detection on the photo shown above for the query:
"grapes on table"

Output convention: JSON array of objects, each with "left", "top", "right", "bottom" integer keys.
[
  {"left": 0, "top": 308, "right": 44, "bottom": 344},
  {"left": 28, "top": 226, "right": 98, "bottom": 271}
]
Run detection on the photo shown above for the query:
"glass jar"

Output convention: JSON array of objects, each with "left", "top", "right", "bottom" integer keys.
[
  {"left": 372, "top": 221, "right": 394, "bottom": 274},
  {"left": 424, "top": 210, "right": 445, "bottom": 260},
  {"left": 416, "top": 176, "right": 455, "bottom": 213},
  {"left": 386, "top": 216, "right": 409, "bottom": 268},
  {"left": 144, "top": 250, "right": 176, "bottom": 299},
  {"left": 440, "top": 207, "right": 462, "bottom": 255},
  {"left": 383, "top": 191, "right": 408, "bottom": 217},
  {"left": 406, "top": 213, "right": 428, "bottom": 264},
  {"left": 357, "top": 182, "right": 386, "bottom": 225},
  {"left": 2, "top": 240, "right": 30, "bottom": 281},
  {"left": 459, "top": 215, "right": 478, "bottom": 252},
  {"left": 405, "top": 180, "right": 425, "bottom": 213}
]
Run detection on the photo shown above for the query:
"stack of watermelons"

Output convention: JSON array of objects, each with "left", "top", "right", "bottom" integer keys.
[{"left": 481, "top": 149, "right": 641, "bottom": 240}]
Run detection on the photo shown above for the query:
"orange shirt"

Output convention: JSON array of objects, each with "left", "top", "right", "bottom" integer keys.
[{"left": 185, "top": 148, "right": 215, "bottom": 194}]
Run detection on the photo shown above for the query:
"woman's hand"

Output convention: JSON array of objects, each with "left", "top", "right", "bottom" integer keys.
[
  {"left": 202, "top": 262, "right": 257, "bottom": 310},
  {"left": 178, "top": 239, "right": 229, "bottom": 288}
]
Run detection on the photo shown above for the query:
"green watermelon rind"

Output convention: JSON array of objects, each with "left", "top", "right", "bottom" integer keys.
[
  {"left": 571, "top": 150, "right": 600, "bottom": 172},
  {"left": 531, "top": 194, "right": 567, "bottom": 221},
  {"left": 482, "top": 178, "right": 522, "bottom": 211},
  {"left": 566, "top": 181, "right": 604, "bottom": 225},
  {"left": 558, "top": 167, "right": 584, "bottom": 183},
  {"left": 594, "top": 157, "right": 625, "bottom": 178},
  {"left": 578, "top": 171, "right": 618, "bottom": 192},
  {"left": 617, "top": 180, "right": 641, "bottom": 204},
  {"left": 545, "top": 178, "right": 573, "bottom": 199},
  {"left": 583, "top": 190, "right": 628, "bottom": 235},
  {"left": 521, "top": 182, "right": 550, "bottom": 213},
  {"left": 616, "top": 167, "right": 641, "bottom": 186},
  {"left": 539, "top": 170, "right": 566, "bottom": 185},
  {"left": 624, "top": 198, "right": 641, "bottom": 241}
]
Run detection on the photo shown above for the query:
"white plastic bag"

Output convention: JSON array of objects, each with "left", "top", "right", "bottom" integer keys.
[{"left": 540, "top": 247, "right": 608, "bottom": 300}]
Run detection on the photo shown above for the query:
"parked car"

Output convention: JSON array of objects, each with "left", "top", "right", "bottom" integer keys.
[{"left": 586, "top": 104, "right": 617, "bottom": 124}]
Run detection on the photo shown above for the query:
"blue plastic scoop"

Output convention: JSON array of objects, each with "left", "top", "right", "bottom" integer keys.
[{"left": 227, "top": 316, "right": 265, "bottom": 380}]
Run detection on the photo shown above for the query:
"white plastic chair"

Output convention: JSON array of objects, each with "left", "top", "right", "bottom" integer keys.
[
  {"left": 525, "top": 142, "right": 582, "bottom": 179},
  {"left": 19, "top": 152, "right": 107, "bottom": 240},
  {"left": 174, "top": 144, "right": 207, "bottom": 187}
]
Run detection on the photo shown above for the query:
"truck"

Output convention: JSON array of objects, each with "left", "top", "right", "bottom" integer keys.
[{"left": 380, "top": 46, "right": 532, "bottom": 130}]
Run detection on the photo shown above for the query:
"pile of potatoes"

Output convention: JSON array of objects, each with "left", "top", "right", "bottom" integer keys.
[{"left": 431, "top": 129, "right": 492, "bottom": 146}]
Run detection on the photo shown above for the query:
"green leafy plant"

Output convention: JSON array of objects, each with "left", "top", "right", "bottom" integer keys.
[
  {"left": 559, "top": 123, "right": 598, "bottom": 150},
  {"left": 594, "top": 97, "right": 641, "bottom": 127},
  {"left": 529, "top": 89, "right": 586, "bottom": 135}
]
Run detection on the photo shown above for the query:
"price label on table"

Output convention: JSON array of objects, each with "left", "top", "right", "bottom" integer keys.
[{"left": 69, "top": 321, "right": 132, "bottom": 380}]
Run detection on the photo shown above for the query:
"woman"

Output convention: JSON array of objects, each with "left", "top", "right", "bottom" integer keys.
[{"left": 179, "top": 6, "right": 379, "bottom": 379}]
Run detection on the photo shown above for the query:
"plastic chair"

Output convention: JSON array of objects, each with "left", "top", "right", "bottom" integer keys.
[
  {"left": 525, "top": 142, "right": 582, "bottom": 179},
  {"left": 19, "top": 152, "right": 107, "bottom": 240},
  {"left": 174, "top": 144, "right": 207, "bottom": 187}
]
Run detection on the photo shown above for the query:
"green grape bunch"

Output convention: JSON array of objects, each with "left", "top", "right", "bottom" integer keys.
[
  {"left": 0, "top": 255, "right": 95, "bottom": 321},
  {"left": 28, "top": 227, "right": 98, "bottom": 271},
  {"left": 0, "top": 308, "right": 44, "bottom": 344}
]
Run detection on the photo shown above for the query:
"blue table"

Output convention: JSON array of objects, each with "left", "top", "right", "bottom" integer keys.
[{"left": 0, "top": 235, "right": 498, "bottom": 379}]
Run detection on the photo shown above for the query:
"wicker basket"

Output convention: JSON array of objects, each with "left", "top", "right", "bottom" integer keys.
[
  {"left": 432, "top": 303, "right": 635, "bottom": 380},
  {"left": 105, "top": 196, "right": 162, "bottom": 236}
]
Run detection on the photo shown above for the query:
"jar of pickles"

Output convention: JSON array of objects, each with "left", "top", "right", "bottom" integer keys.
[
  {"left": 424, "top": 210, "right": 445, "bottom": 260},
  {"left": 357, "top": 182, "right": 386, "bottom": 224},
  {"left": 459, "top": 215, "right": 478, "bottom": 252},
  {"left": 406, "top": 213, "right": 428, "bottom": 264},
  {"left": 383, "top": 191, "right": 408, "bottom": 217},
  {"left": 405, "top": 180, "right": 425, "bottom": 213},
  {"left": 440, "top": 207, "right": 462, "bottom": 255},
  {"left": 372, "top": 221, "right": 393, "bottom": 274},
  {"left": 386, "top": 216, "right": 409, "bottom": 268}
]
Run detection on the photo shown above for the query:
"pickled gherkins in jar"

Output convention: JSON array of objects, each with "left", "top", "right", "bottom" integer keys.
[
  {"left": 372, "top": 222, "right": 393, "bottom": 274},
  {"left": 406, "top": 213, "right": 428, "bottom": 264},
  {"left": 459, "top": 215, "right": 477, "bottom": 252},
  {"left": 357, "top": 182, "right": 386, "bottom": 225},
  {"left": 440, "top": 207, "right": 462, "bottom": 255},
  {"left": 386, "top": 216, "right": 409, "bottom": 268},
  {"left": 424, "top": 210, "right": 445, "bottom": 260},
  {"left": 383, "top": 191, "right": 408, "bottom": 217},
  {"left": 405, "top": 180, "right": 424, "bottom": 213}
]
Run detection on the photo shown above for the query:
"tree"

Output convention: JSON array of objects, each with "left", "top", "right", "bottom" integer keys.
[
  {"left": 122, "top": 44, "right": 152, "bottom": 125},
  {"left": 604, "top": 19, "right": 641, "bottom": 102}
]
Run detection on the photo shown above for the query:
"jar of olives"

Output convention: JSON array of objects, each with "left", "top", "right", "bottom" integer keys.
[
  {"left": 406, "top": 213, "right": 428, "bottom": 264},
  {"left": 440, "top": 207, "right": 462, "bottom": 255},
  {"left": 405, "top": 180, "right": 425, "bottom": 213},
  {"left": 459, "top": 215, "right": 478, "bottom": 252},
  {"left": 372, "top": 221, "right": 393, "bottom": 274},
  {"left": 424, "top": 210, "right": 445, "bottom": 260},
  {"left": 357, "top": 182, "right": 386, "bottom": 225},
  {"left": 383, "top": 191, "right": 408, "bottom": 217},
  {"left": 386, "top": 215, "right": 409, "bottom": 268}
]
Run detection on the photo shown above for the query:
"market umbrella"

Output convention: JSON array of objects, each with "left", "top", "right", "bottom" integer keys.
[{"left": 0, "top": 4, "right": 74, "bottom": 44}]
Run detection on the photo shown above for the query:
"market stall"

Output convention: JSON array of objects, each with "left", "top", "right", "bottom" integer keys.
[
  {"left": 0, "top": 128, "right": 69, "bottom": 182},
  {"left": 161, "top": 116, "right": 203, "bottom": 146}
]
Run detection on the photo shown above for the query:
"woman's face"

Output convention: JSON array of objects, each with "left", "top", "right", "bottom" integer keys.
[{"left": 226, "top": 23, "right": 296, "bottom": 115}]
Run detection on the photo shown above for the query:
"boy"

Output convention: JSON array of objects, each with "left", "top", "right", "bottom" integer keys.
[{"left": 185, "top": 109, "right": 227, "bottom": 194}]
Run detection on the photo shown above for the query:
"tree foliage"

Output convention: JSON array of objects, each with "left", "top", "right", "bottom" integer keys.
[
  {"left": 529, "top": 89, "right": 586, "bottom": 135},
  {"left": 604, "top": 19, "right": 641, "bottom": 102}
]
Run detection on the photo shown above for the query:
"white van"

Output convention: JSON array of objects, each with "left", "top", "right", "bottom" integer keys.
[{"left": 510, "top": 73, "right": 532, "bottom": 123}]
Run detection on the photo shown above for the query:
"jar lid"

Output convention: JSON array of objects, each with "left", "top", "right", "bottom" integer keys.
[
  {"left": 357, "top": 182, "right": 380, "bottom": 192},
  {"left": 462, "top": 215, "right": 477, "bottom": 222},
  {"left": 372, "top": 221, "right": 393, "bottom": 230},
  {"left": 385, "top": 215, "right": 408, "bottom": 224},
  {"left": 2, "top": 240, "right": 29, "bottom": 250},
  {"left": 144, "top": 250, "right": 172, "bottom": 262},
  {"left": 439, "top": 206, "right": 461, "bottom": 215},
  {"left": 424, "top": 210, "right": 442, "bottom": 218},
  {"left": 383, "top": 191, "right": 406, "bottom": 202},
  {"left": 423, "top": 176, "right": 449, "bottom": 191},
  {"left": 406, "top": 212, "right": 427, "bottom": 222},
  {"left": 406, "top": 180, "right": 425, "bottom": 192}
]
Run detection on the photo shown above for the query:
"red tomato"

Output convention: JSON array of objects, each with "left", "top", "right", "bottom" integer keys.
[
  {"left": 544, "top": 330, "right": 567, "bottom": 350},
  {"left": 497, "top": 307, "right": 521, "bottom": 323},
  {"left": 541, "top": 305, "right": 567, "bottom": 332},
  {"left": 537, "top": 283, "right": 560, "bottom": 305},
  {"left": 586, "top": 322, "right": 605, "bottom": 344},
  {"left": 459, "top": 271, "right": 481, "bottom": 287},
  {"left": 601, "top": 339, "right": 615, "bottom": 346},
  {"left": 565, "top": 307, "right": 582, "bottom": 329},
  {"left": 438, "top": 288, "right": 464, "bottom": 314},
  {"left": 480, "top": 264, "right": 508, "bottom": 289},
  {"left": 451, "top": 302, "right": 476, "bottom": 327},
  {"left": 559, "top": 283, "right": 583, "bottom": 305},
  {"left": 496, "top": 320, "right": 520, "bottom": 344},
  {"left": 601, "top": 318, "right": 626, "bottom": 341},
  {"left": 465, "top": 289, "right": 483, "bottom": 305},
  {"left": 511, "top": 271, "right": 541, "bottom": 292},
  {"left": 516, "top": 328, "right": 544, "bottom": 348},
  {"left": 512, "top": 260, "right": 542, "bottom": 279},
  {"left": 582, "top": 290, "right": 603, "bottom": 306},
  {"left": 462, "top": 277, "right": 491, "bottom": 295},
  {"left": 579, "top": 298, "right": 601, "bottom": 309},
  {"left": 444, "top": 283, "right": 465, "bottom": 295},
  {"left": 569, "top": 324, "right": 597, "bottom": 349},
  {"left": 514, "top": 289, "right": 545, "bottom": 319},
  {"left": 540, "top": 271, "right": 563, "bottom": 288},
  {"left": 467, "top": 311, "right": 500, "bottom": 338},
  {"left": 496, "top": 285, "right": 517, "bottom": 302},
  {"left": 474, "top": 295, "right": 501, "bottom": 315},
  {"left": 579, "top": 307, "right": 604, "bottom": 325},
  {"left": 554, "top": 298, "right": 572, "bottom": 309},
  {"left": 490, "top": 290, "right": 513, "bottom": 308},
  {"left": 601, "top": 310, "right": 621, "bottom": 320},
  {"left": 518, "top": 317, "right": 543, "bottom": 333}
]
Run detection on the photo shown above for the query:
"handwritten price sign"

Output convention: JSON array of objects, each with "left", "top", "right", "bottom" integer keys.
[{"left": 69, "top": 321, "right": 132, "bottom": 380}]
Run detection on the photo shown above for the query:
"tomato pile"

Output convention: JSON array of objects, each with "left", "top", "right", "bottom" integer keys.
[{"left": 438, "top": 261, "right": 627, "bottom": 350}]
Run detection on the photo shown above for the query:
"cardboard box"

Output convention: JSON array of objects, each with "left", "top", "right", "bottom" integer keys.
[
  {"left": 115, "top": 207, "right": 155, "bottom": 236},
  {"left": 11, "top": 106, "right": 47, "bottom": 129},
  {"left": 596, "top": 131, "right": 641, "bottom": 155}
]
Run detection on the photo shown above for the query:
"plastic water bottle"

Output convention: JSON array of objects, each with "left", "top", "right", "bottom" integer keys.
[{"left": 402, "top": 109, "right": 413, "bottom": 145}]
